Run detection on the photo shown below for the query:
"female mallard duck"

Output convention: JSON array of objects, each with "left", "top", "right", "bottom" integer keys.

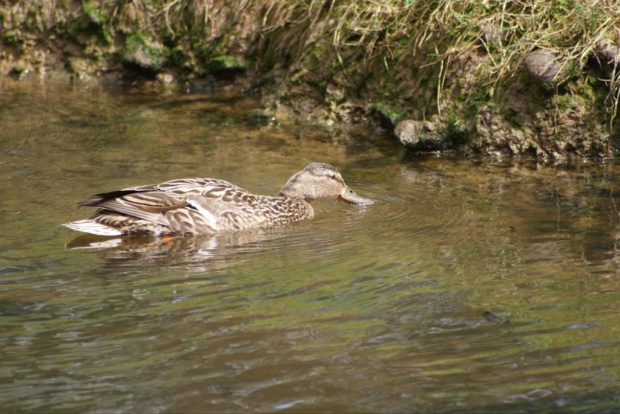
[{"left": 63, "top": 162, "right": 373, "bottom": 236}]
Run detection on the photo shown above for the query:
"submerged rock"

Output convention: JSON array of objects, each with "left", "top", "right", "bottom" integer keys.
[{"left": 8, "top": 60, "right": 33, "bottom": 78}]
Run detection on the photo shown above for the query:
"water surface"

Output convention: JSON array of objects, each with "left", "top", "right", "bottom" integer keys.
[{"left": 1, "top": 79, "right": 619, "bottom": 413}]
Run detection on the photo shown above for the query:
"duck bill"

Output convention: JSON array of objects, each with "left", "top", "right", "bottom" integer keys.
[{"left": 340, "top": 186, "right": 374, "bottom": 205}]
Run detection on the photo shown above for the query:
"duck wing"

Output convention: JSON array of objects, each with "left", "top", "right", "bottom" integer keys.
[
  {"left": 78, "top": 178, "right": 259, "bottom": 234},
  {"left": 80, "top": 189, "right": 188, "bottom": 226}
]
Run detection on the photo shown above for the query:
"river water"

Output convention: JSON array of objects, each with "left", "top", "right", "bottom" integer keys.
[{"left": 1, "top": 78, "right": 619, "bottom": 413}]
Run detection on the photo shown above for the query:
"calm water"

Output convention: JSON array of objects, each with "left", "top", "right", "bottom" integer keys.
[{"left": 1, "top": 78, "right": 619, "bottom": 413}]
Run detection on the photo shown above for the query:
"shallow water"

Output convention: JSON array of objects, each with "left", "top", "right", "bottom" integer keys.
[{"left": 1, "top": 79, "right": 620, "bottom": 413}]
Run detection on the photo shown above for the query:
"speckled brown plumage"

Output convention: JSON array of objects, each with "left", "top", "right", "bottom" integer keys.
[{"left": 63, "top": 162, "right": 373, "bottom": 236}]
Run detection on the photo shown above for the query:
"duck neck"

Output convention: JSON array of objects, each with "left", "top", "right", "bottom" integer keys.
[
  {"left": 277, "top": 173, "right": 306, "bottom": 199},
  {"left": 277, "top": 188, "right": 305, "bottom": 199},
  {"left": 277, "top": 191, "right": 310, "bottom": 205}
]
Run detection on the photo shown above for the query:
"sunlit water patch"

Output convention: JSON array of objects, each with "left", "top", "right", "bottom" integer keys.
[{"left": 1, "top": 79, "right": 620, "bottom": 413}]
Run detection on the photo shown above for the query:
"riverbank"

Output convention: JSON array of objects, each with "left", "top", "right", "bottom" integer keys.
[{"left": 2, "top": 0, "right": 619, "bottom": 161}]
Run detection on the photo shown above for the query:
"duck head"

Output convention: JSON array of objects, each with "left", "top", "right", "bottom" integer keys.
[{"left": 278, "top": 162, "right": 374, "bottom": 205}]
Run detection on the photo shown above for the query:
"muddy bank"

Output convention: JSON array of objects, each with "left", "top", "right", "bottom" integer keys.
[{"left": 2, "top": 1, "right": 619, "bottom": 161}]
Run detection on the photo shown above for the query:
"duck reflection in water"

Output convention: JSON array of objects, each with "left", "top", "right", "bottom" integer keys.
[{"left": 64, "top": 230, "right": 288, "bottom": 267}]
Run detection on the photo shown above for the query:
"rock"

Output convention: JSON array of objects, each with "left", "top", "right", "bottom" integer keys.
[
  {"left": 83, "top": 2, "right": 106, "bottom": 27},
  {"left": 596, "top": 39, "right": 620, "bottom": 65},
  {"left": 209, "top": 55, "right": 245, "bottom": 73},
  {"left": 121, "top": 32, "right": 166, "bottom": 74},
  {"left": 523, "top": 50, "right": 563, "bottom": 84},
  {"left": 66, "top": 57, "right": 98, "bottom": 79},
  {"left": 394, "top": 119, "right": 442, "bottom": 150},
  {"left": 156, "top": 72, "right": 175, "bottom": 85}
]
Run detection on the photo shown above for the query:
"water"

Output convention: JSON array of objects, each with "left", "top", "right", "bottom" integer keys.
[{"left": 1, "top": 78, "right": 620, "bottom": 413}]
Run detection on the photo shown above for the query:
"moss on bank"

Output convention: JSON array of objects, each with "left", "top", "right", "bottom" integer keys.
[{"left": 1, "top": 0, "right": 620, "bottom": 160}]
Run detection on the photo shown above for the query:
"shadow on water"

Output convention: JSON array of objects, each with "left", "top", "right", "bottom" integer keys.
[{"left": 2, "top": 79, "right": 620, "bottom": 413}]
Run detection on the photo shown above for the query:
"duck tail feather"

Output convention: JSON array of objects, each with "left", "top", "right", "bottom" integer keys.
[{"left": 62, "top": 220, "right": 123, "bottom": 236}]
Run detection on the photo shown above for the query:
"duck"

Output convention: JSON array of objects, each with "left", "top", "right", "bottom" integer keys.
[{"left": 62, "top": 162, "right": 374, "bottom": 236}]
